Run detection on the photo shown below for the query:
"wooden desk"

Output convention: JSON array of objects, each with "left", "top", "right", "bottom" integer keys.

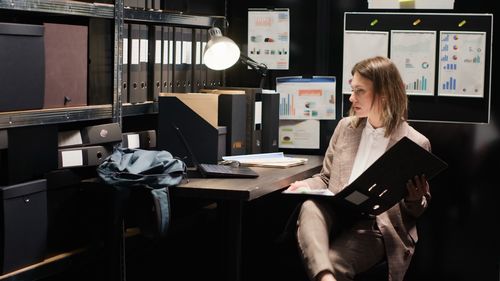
[{"left": 172, "top": 154, "right": 323, "bottom": 281}]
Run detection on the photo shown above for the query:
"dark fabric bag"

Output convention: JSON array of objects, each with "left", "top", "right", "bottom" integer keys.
[{"left": 97, "top": 148, "right": 186, "bottom": 237}]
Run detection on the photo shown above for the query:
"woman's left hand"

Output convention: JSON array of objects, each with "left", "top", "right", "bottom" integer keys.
[{"left": 405, "top": 174, "right": 429, "bottom": 203}]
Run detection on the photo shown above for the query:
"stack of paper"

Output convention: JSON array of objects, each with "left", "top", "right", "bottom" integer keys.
[{"left": 222, "top": 152, "right": 308, "bottom": 168}]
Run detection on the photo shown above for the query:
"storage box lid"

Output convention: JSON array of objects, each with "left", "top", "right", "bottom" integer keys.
[
  {"left": 0, "top": 22, "right": 43, "bottom": 37},
  {"left": 1, "top": 179, "right": 47, "bottom": 199}
]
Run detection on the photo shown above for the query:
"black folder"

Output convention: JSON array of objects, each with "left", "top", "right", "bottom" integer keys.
[
  {"left": 215, "top": 87, "right": 264, "bottom": 154},
  {"left": 152, "top": 25, "right": 162, "bottom": 101},
  {"left": 200, "top": 28, "right": 209, "bottom": 89},
  {"left": 173, "top": 27, "right": 193, "bottom": 93},
  {"left": 122, "top": 130, "right": 157, "bottom": 149},
  {"left": 218, "top": 94, "right": 247, "bottom": 156},
  {"left": 135, "top": 24, "right": 148, "bottom": 103},
  {"left": 58, "top": 123, "right": 122, "bottom": 148},
  {"left": 161, "top": 26, "right": 173, "bottom": 93},
  {"left": 193, "top": 28, "right": 204, "bottom": 92},
  {"left": 128, "top": 23, "right": 140, "bottom": 103},
  {"left": 58, "top": 145, "right": 113, "bottom": 168},
  {"left": 283, "top": 137, "right": 448, "bottom": 217},
  {"left": 261, "top": 92, "right": 279, "bottom": 152},
  {"left": 122, "top": 23, "right": 129, "bottom": 104}
]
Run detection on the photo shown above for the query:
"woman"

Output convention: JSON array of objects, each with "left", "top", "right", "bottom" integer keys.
[{"left": 287, "top": 56, "right": 431, "bottom": 281}]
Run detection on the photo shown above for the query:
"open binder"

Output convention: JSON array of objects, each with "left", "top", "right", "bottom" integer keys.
[{"left": 283, "top": 137, "right": 448, "bottom": 216}]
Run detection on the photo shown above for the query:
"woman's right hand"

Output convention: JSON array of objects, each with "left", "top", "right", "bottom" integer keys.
[{"left": 287, "top": 180, "right": 310, "bottom": 192}]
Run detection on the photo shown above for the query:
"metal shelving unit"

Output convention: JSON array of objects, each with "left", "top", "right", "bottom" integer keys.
[
  {"left": 0, "top": 0, "right": 117, "bottom": 129},
  {"left": 0, "top": 1, "right": 226, "bottom": 280},
  {"left": 124, "top": 8, "right": 223, "bottom": 27},
  {"left": 0, "top": 0, "right": 225, "bottom": 127},
  {"left": 0, "top": 0, "right": 114, "bottom": 18},
  {"left": 0, "top": 105, "right": 113, "bottom": 128}
]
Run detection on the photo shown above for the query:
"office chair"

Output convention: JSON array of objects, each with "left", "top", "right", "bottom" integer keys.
[{"left": 354, "top": 259, "right": 388, "bottom": 281}]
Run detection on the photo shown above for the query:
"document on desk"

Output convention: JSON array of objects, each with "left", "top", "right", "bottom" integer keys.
[
  {"left": 222, "top": 152, "right": 308, "bottom": 168},
  {"left": 282, "top": 137, "right": 448, "bottom": 216}
]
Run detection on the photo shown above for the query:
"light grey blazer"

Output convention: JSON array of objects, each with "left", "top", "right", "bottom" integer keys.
[{"left": 301, "top": 117, "right": 431, "bottom": 281}]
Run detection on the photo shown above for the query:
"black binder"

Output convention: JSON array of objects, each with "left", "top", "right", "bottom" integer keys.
[
  {"left": 58, "top": 123, "right": 122, "bottom": 148},
  {"left": 200, "top": 28, "right": 209, "bottom": 89},
  {"left": 152, "top": 25, "right": 162, "bottom": 101},
  {"left": 161, "top": 26, "right": 173, "bottom": 93},
  {"left": 216, "top": 87, "right": 264, "bottom": 154},
  {"left": 193, "top": 28, "right": 204, "bottom": 92},
  {"left": 58, "top": 145, "right": 113, "bottom": 168},
  {"left": 122, "top": 23, "right": 129, "bottom": 103},
  {"left": 283, "top": 137, "right": 448, "bottom": 217},
  {"left": 134, "top": 24, "right": 148, "bottom": 103},
  {"left": 122, "top": 130, "right": 157, "bottom": 149},
  {"left": 128, "top": 23, "right": 140, "bottom": 103},
  {"left": 261, "top": 92, "right": 280, "bottom": 152},
  {"left": 173, "top": 27, "right": 193, "bottom": 93},
  {"left": 218, "top": 94, "right": 247, "bottom": 156}
]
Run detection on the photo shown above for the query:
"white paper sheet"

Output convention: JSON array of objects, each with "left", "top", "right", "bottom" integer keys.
[
  {"left": 390, "top": 30, "right": 436, "bottom": 96},
  {"left": 438, "top": 31, "right": 486, "bottom": 98},
  {"left": 342, "top": 31, "right": 389, "bottom": 93},
  {"left": 279, "top": 119, "right": 320, "bottom": 149}
]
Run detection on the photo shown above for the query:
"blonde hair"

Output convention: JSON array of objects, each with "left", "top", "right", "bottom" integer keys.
[{"left": 349, "top": 56, "right": 408, "bottom": 137}]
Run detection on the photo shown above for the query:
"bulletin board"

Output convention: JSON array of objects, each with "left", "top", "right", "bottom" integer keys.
[{"left": 342, "top": 12, "right": 493, "bottom": 124}]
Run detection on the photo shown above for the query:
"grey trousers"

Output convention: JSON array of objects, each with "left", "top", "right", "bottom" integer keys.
[{"left": 297, "top": 200, "right": 385, "bottom": 281}]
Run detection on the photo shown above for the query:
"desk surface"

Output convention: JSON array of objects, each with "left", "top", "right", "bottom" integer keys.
[{"left": 173, "top": 154, "right": 323, "bottom": 201}]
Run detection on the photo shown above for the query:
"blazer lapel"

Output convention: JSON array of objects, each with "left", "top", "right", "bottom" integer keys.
[{"left": 387, "top": 121, "right": 409, "bottom": 150}]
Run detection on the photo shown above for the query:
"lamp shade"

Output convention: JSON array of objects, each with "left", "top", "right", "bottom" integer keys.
[{"left": 203, "top": 27, "right": 240, "bottom": 71}]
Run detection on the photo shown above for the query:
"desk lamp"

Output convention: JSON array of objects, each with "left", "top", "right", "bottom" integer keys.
[{"left": 203, "top": 27, "right": 268, "bottom": 88}]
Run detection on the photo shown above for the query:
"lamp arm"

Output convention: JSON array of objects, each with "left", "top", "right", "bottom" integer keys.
[{"left": 239, "top": 53, "right": 268, "bottom": 77}]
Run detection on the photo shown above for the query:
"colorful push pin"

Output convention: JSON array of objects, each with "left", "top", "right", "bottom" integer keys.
[
  {"left": 458, "top": 20, "right": 466, "bottom": 27},
  {"left": 370, "top": 19, "right": 379, "bottom": 26},
  {"left": 413, "top": 19, "right": 421, "bottom": 26}
]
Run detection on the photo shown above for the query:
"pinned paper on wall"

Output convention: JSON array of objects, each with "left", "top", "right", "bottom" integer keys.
[
  {"left": 248, "top": 8, "right": 290, "bottom": 70},
  {"left": 390, "top": 30, "right": 437, "bottom": 96},
  {"left": 342, "top": 31, "right": 389, "bottom": 94},
  {"left": 368, "top": 0, "right": 454, "bottom": 10},
  {"left": 438, "top": 31, "right": 486, "bottom": 98},
  {"left": 279, "top": 119, "right": 320, "bottom": 149},
  {"left": 277, "top": 76, "right": 336, "bottom": 120}
]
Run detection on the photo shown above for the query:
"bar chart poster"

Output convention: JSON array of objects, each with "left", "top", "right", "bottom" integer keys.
[
  {"left": 390, "top": 30, "right": 436, "bottom": 96},
  {"left": 438, "top": 31, "right": 486, "bottom": 98},
  {"left": 276, "top": 76, "right": 336, "bottom": 120}
]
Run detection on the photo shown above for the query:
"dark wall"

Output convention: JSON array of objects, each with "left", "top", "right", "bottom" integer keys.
[{"left": 227, "top": 0, "right": 499, "bottom": 280}]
